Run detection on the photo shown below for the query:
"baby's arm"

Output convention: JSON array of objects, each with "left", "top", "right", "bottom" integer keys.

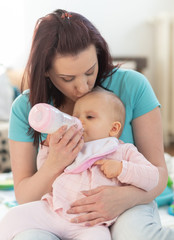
[{"left": 95, "top": 143, "right": 159, "bottom": 191}]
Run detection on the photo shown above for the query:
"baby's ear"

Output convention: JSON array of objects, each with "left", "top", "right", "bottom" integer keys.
[{"left": 109, "top": 121, "right": 122, "bottom": 137}]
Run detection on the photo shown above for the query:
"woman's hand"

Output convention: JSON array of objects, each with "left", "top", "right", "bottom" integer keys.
[
  {"left": 42, "top": 134, "right": 51, "bottom": 146},
  {"left": 45, "top": 125, "right": 84, "bottom": 175},
  {"left": 67, "top": 185, "right": 139, "bottom": 226}
]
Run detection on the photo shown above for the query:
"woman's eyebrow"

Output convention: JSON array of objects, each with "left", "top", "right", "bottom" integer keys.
[
  {"left": 85, "top": 62, "right": 96, "bottom": 72},
  {"left": 57, "top": 62, "right": 97, "bottom": 77},
  {"left": 57, "top": 73, "right": 74, "bottom": 77}
]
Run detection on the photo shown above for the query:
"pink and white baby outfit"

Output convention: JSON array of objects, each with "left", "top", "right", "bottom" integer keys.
[{"left": 0, "top": 137, "right": 159, "bottom": 240}]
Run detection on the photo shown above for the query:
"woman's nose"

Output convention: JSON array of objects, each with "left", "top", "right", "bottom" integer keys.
[{"left": 75, "top": 78, "right": 89, "bottom": 96}]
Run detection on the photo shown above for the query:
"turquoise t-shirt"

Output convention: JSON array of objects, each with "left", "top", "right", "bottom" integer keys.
[
  {"left": 8, "top": 69, "right": 160, "bottom": 144},
  {"left": 102, "top": 68, "right": 160, "bottom": 143}
]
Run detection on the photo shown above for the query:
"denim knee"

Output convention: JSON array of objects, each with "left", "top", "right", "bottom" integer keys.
[
  {"left": 110, "top": 201, "right": 174, "bottom": 240},
  {"left": 110, "top": 202, "right": 159, "bottom": 240}
]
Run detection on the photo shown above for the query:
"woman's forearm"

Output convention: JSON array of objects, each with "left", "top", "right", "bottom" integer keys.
[{"left": 14, "top": 160, "right": 62, "bottom": 204}]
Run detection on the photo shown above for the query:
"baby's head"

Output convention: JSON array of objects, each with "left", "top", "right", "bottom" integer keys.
[{"left": 73, "top": 87, "right": 125, "bottom": 142}]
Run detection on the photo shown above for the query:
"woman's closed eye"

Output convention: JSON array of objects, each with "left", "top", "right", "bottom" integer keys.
[
  {"left": 61, "top": 76, "right": 75, "bottom": 82},
  {"left": 85, "top": 63, "right": 96, "bottom": 76},
  {"left": 85, "top": 71, "right": 94, "bottom": 76}
]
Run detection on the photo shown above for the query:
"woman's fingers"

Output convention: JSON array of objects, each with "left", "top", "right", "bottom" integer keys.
[
  {"left": 68, "top": 203, "right": 96, "bottom": 215},
  {"left": 49, "top": 125, "right": 68, "bottom": 144},
  {"left": 47, "top": 125, "right": 83, "bottom": 168},
  {"left": 84, "top": 217, "right": 106, "bottom": 226},
  {"left": 79, "top": 186, "right": 106, "bottom": 198},
  {"left": 67, "top": 186, "right": 120, "bottom": 225},
  {"left": 67, "top": 128, "right": 84, "bottom": 150},
  {"left": 60, "top": 125, "right": 78, "bottom": 145},
  {"left": 68, "top": 201, "right": 107, "bottom": 226},
  {"left": 67, "top": 198, "right": 96, "bottom": 214},
  {"left": 71, "top": 137, "right": 84, "bottom": 157},
  {"left": 68, "top": 187, "right": 106, "bottom": 214},
  {"left": 67, "top": 187, "right": 106, "bottom": 215},
  {"left": 50, "top": 125, "right": 83, "bottom": 148},
  {"left": 71, "top": 212, "right": 106, "bottom": 226}
]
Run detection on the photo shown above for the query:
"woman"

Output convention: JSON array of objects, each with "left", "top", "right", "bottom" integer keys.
[{"left": 9, "top": 9, "right": 171, "bottom": 240}]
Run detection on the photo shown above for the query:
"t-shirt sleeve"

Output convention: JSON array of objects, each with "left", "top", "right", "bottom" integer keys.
[
  {"left": 124, "top": 70, "right": 160, "bottom": 119},
  {"left": 8, "top": 91, "right": 34, "bottom": 142}
]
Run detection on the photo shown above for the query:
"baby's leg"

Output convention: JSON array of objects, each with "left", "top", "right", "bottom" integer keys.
[
  {"left": 0, "top": 200, "right": 59, "bottom": 240},
  {"left": 13, "top": 229, "right": 60, "bottom": 240},
  {"left": 74, "top": 225, "right": 111, "bottom": 240}
]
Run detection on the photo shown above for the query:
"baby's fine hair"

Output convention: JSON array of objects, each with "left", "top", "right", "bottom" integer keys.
[{"left": 88, "top": 87, "right": 126, "bottom": 135}]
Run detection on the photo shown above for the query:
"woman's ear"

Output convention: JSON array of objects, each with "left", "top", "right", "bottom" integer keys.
[
  {"left": 45, "top": 72, "right": 49, "bottom": 77},
  {"left": 109, "top": 121, "right": 122, "bottom": 137}
]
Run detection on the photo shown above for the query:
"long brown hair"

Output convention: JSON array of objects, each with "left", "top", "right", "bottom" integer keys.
[{"left": 22, "top": 9, "right": 116, "bottom": 144}]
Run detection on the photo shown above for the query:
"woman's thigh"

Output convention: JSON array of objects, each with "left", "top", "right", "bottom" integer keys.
[
  {"left": 13, "top": 229, "right": 61, "bottom": 240},
  {"left": 110, "top": 201, "right": 174, "bottom": 240}
]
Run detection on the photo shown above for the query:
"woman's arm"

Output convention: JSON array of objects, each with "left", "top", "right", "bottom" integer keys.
[
  {"left": 10, "top": 125, "right": 84, "bottom": 204},
  {"left": 67, "top": 107, "right": 168, "bottom": 226},
  {"left": 132, "top": 106, "right": 168, "bottom": 201},
  {"left": 10, "top": 140, "right": 55, "bottom": 203}
]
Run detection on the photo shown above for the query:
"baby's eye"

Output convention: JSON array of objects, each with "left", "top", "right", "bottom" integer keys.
[{"left": 86, "top": 115, "right": 94, "bottom": 119}]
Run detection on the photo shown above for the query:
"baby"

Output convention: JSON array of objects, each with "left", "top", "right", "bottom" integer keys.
[{"left": 0, "top": 88, "right": 159, "bottom": 240}]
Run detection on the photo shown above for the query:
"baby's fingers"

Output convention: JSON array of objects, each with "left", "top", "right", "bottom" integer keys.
[{"left": 94, "top": 159, "right": 108, "bottom": 166}]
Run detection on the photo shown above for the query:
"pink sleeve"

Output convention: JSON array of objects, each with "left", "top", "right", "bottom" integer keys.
[
  {"left": 117, "top": 144, "right": 159, "bottom": 191},
  {"left": 36, "top": 145, "right": 49, "bottom": 170}
]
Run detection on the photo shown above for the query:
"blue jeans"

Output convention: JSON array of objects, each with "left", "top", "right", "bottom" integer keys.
[
  {"left": 111, "top": 201, "right": 174, "bottom": 240},
  {"left": 13, "top": 202, "right": 174, "bottom": 240}
]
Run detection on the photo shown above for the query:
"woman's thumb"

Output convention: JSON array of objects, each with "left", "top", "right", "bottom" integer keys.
[{"left": 81, "top": 186, "right": 105, "bottom": 196}]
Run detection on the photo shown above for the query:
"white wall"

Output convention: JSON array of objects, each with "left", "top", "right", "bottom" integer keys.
[{"left": 0, "top": 0, "right": 174, "bottom": 85}]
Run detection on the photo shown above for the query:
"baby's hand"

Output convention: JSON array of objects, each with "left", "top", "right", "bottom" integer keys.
[{"left": 94, "top": 159, "right": 122, "bottom": 178}]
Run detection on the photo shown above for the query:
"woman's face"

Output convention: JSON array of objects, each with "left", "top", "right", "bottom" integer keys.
[{"left": 47, "top": 45, "right": 98, "bottom": 102}]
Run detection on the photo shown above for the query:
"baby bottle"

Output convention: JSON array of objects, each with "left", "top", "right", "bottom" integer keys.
[{"left": 28, "top": 103, "right": 82, "bottom": 134}]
